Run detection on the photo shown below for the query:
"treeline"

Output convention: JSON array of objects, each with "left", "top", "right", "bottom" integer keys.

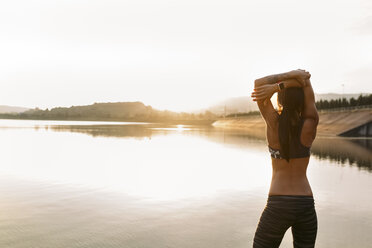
[
  {"left": 0, "top": 102, "right": 217, "bottom": 124},
  {"left": 225, "top": 111, "right": 261, "bottom": 117},
  {"left": 223, "top": 94, "right": 372, "bottom": 117},
  {"left": 315, "top": 94, "right": 372, "bottom": 110}
]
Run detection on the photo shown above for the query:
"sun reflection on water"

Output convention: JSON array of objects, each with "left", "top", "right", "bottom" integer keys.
[
  {"left": 1, "top": 120, "right": 372, "bottom": 248},
  {"left": 0, "top": 126, "right": 271, "bottom": 201}
]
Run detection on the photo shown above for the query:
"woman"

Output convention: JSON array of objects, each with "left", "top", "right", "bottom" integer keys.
[{"left": 250, "top": 69, "right": 319, "bottom": 248}]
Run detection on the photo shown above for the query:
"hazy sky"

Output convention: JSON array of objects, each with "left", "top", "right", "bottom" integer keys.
[{"left": 1, "top": 0, "right": 371, "bottom": 112}]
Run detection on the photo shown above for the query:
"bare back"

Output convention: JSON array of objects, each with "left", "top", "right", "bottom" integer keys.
[
  {"left": 266, "top": 116, "right": 316, "bottom": 196},
  {"left": 256, "top": 78, "right": 319, "bottom": 196}
]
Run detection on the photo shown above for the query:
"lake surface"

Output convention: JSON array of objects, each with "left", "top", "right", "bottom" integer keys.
[{"left": 0, "top": 119, "right": 371, "bottom": 248}]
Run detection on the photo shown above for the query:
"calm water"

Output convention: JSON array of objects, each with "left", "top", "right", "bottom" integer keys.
[{"left": 0, "top": 119, "right": 371, "bottom": 248}]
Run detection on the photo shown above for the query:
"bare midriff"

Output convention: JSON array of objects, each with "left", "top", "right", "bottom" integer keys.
[{"left": 268, "top": 157, "right": 313, "bottom": 196}]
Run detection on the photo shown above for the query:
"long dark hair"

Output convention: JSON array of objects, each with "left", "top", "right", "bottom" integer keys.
[{"left": 277, "top": 88, "right": 305, "bottom": 161}]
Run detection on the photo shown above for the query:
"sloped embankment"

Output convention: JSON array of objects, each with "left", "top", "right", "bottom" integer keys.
[{"left": 212, "top": 109, "right": 372, "bottom": 137}]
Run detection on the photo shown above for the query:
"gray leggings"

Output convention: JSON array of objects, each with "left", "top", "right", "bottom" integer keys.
[{"left": 253, "top": 195, "right": 317, "bottom": 248}]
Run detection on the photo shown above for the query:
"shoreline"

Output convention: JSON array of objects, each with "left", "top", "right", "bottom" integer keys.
[{"left": 0, "top": 117, "right": 216, "bottom": 126}]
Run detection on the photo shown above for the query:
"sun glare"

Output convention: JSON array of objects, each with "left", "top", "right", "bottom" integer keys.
[{"left": 0, "top": 124, "right": 271, "bottom": 201}]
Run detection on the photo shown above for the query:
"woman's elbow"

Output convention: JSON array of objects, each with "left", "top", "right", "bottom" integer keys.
[
  {"left": 254, "top": 79, "right": 263, "bottom": 88},
  {"left": 303, "top": 109, "right": 319, "bottom": 124},
  {"left": 313, "top": 113, "right": 319, "bottom": 125},
  {"left": 313, "top": 107, "right": 319, "bottom": 123},
  {"left": 308, "top": 112, "right": 319, "bottom": 125}
]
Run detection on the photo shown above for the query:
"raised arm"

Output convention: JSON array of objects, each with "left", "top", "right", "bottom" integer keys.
[
  {"left": 251, "top": 78, "right": 304, "bottom": 127},
  {"left": 251, "top": 69, "right": 311, "bottom": 128},
  {"left": 252, "top": 78, "right": 304, "bottom": 102},
  {"left": 300, "top": 78, "right": 319, "bottom": 147},
  {"left": 302, "top": 79, "right": 318, "bottom": 121},
  {"left": 254, "top": 69, "right": 310, "bottom": 88}
]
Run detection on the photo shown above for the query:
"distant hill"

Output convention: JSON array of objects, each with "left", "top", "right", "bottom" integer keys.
[
  {"left": 0, "top": 101, "right": 216, "bottom": 124},
  {"left": 21, "top": 102, "right": 157, "bottom": 120},
  {"left": 204, "top": 96, "right": 257, "bottom": 116},
  {"left": 0, "top": 105, "right": 29, "bottom": 113}
]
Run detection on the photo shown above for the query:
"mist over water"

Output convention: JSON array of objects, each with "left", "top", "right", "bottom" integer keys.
[{"left": 0, "top": 119, "right": 371, "bottom": 248}]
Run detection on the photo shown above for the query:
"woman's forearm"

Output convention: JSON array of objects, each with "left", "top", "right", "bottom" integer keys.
[
  {"left": 254, "top": 69, "right": 310, "bottom": 88},
  {"left": 252, "top": 69, "right": 311, "bottom": 102},
  {"left": 254, "top": 71, "right": 295, "bottom": 87},
  {"left": 251, "top": 79, "right": 304, "bottom": 102}
]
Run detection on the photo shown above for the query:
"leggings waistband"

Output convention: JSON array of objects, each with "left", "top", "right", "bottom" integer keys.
[
  {"left": 266, "top": 195, "right": 315, "bottom": 208},
  {"left": 268, "top": 195, "right": 314, "bottom": 200}
]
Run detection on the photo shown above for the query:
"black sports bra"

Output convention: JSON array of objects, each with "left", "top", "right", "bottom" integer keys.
[
  {"left": 268, "top": 145, "right": 310, "bottom": 159},
  {"left": 268, "top": 120, "right": 311, "bottom": 159}
]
